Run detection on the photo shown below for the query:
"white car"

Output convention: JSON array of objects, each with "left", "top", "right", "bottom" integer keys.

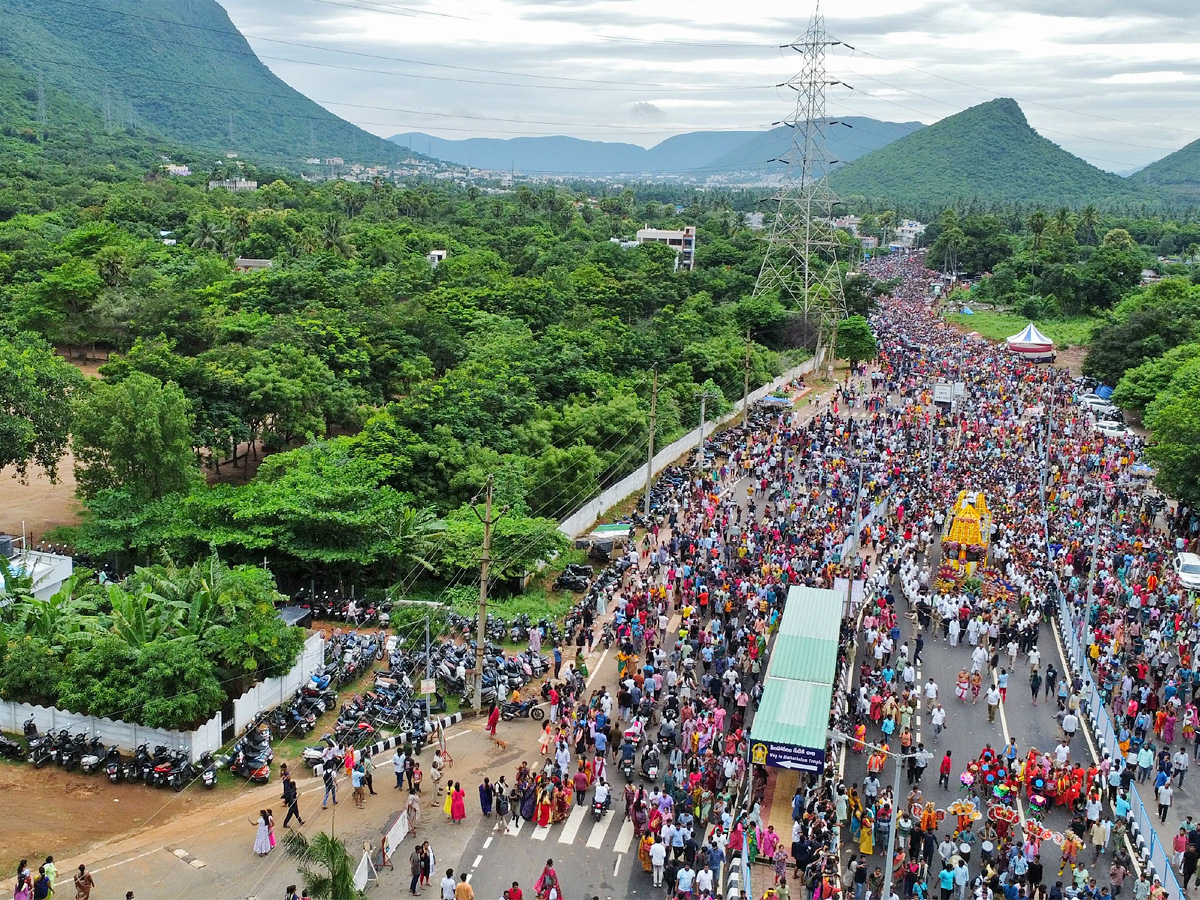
[
  {"left": 1093, "top": 420, "right": 1129, "bottom": 437},
  {"left": 1173, "top": 553, "right": 1200, "bottom": 591},
  {"left": 1077, "top": 393, "right": 1105, "bottom": 406},
  {"left": 1083, "top": 397, "right": 1117, "bottom": 413}
]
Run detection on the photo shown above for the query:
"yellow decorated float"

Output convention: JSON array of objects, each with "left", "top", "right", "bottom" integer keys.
[{"left": 941, "top": 490, "right": 991, "bottom": 576}]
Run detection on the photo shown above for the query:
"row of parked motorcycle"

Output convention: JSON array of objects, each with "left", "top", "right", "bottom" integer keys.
[{"left": 8, "top": 718, "right": 221, "bottom": 790}]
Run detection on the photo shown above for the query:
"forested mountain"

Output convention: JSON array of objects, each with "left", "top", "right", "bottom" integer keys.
[
  {"left": 0, "top": 0, "right": 421, "bottom": 164},
  {"left": 391, "top": 117, "right": 924, "bottom": 178},
  {"left": 1130, "top": 138, "right": 1200, "bottom": 199},
  {"left": 831, "top": 99, "right": 1155, "bottom": 207}
]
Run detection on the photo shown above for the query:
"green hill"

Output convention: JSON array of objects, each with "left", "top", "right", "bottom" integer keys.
[
  {"left": 0, "top": 0, "right": 421, "bottom": 165},
  {"left": 1129, "top": 138, "right": 1200, "bottom": 199},
  {"left": 829, "top": 98, "right": 1154, "bottom": 208}
]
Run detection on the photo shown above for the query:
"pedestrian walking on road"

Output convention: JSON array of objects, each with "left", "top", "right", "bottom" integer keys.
[
  {"left": 986, "top": 685, "right": 1001, "bottom": 723},
  {"left": 1159, "top": 784, "right": 1173, "bottom": 823},
  {"left": 251, "top": 809, "right": 273, "bottom": 856},
  {"left": 281, "top": 768, "right": 305, "bottom": 827},
  {"left": 1030, "top": 669, "right": 1042, "bottom": 705},
  {"left": 938, "top": 751, "right": 952, "bottom": 790},
  {"left": 73, "top": 865, "right": 95, "bottom": 900},
  {"left": 487, "top": 703, "right": 501, "bottom": 742},
  {"left": 321, "top": 765, "right": 338, "bottom": 808}
]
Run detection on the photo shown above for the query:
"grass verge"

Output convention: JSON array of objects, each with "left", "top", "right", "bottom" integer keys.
[{"left": 945, "top": 310, "right": 1099, "bottom": 347}]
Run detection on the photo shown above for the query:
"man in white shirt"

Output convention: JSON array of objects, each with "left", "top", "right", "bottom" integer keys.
[
  {"left": 930, "top": 704, "right": 946, "bottom": 742},
  {"left": 924, "top": 679, "right": 940, "bottom": 712},
  {"left": 696, "top": 864, "right": 715, "bottom": 895},
  {"left": 440, "top": 868, "right": 457, "bottom": 900},
  {"left": 649, "top": 838, "right": 668, "bottom": 887},
  {"left": 1173, "top": 749, "right": 1190, "bottom": 787}
]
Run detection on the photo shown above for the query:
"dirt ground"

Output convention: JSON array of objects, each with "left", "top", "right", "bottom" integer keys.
[
  {"left": 0, "top": 759, "right": 228, "bottom": 871},
  {"left": 0, "top": 452, "right": 83, "bottom": 541},
  {"left": 1053, "top": 345, "right": 1088, "bottom": 376}
]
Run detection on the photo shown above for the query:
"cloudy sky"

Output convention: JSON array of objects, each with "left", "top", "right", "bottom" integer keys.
[{"left": 218, "top": 0, "right": 1200, "bottom": 172}]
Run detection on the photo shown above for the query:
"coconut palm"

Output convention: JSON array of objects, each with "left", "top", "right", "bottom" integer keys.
[
  {"left": 319, "top": 214, "right": 354, "bottom": 257},
  {"left": 190, "top": 218, "right": 224, "bottom": 251},
  {"left": 1028, "top": 210, "right": 1047, "bottom": 275},
  {"left": 282, "top": 830, "right": 363, "bottom": 900}
]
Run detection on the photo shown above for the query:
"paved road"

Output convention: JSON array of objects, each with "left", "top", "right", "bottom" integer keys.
[{"left": 839, "top": 544, "right": 1125, "bottom": 891}]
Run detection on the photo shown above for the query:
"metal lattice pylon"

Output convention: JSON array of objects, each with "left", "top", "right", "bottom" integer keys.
[{"left": 751, "top": 2, "right": 847, "bottom": 372}]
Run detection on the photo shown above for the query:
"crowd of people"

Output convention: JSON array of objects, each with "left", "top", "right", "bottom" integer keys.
[{"left": 392, "top": 250, "right": 1200, "bottom": 900}]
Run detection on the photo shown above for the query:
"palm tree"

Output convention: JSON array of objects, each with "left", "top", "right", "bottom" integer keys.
[
  {"left": 1078, "top": 205, "right": 1099, "bottom": 246},
  {"left": 319, "top": 215, "right": 354, "bottom": 257},
  {"left": 1187, "top": 243, "right": 1200, "bottom": 265},
  {"left": 282, "top": 831, "right": 363, "bottom": 900},
  {"left": 190, "top": 218, "right": 224, "bottom": 251},
  {"left": 1028, "top": 210, "right": 1047, "bottom": 275}
]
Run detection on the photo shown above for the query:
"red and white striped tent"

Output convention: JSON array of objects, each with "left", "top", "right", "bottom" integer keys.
[{"left": 1006, "top": 322, "right": 1054, "bottom": 361}]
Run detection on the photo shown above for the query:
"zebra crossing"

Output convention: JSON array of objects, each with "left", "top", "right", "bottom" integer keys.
[{"left": 501, "top": 805, "right": 638, "bottom": 854}]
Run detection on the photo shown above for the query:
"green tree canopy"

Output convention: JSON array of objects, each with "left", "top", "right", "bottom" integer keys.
[
  {"left": 836, "top": 315, "right": 878, "bottom": 366},
  {"left": 0, "top": 329, "right": 84, "bottom": 481},
  {"left": 72, "top": 371, "right": 200, "bottom": 503}
]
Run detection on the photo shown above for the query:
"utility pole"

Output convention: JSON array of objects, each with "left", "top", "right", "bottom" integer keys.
[
  {"left": 472, "top": 476, "right": 509, "bottom": 710},
  {"left": 643, "top": 370, "right": 658, "bottom": 517},
  {"left": 228, "top": 112, "right": 234, "bottom": 146},
  {"left": 103, "top": 89, "right": 113, "bottom": 135},
  {"left": 694, "top": 391, "right": 719, "bottom": 470},
  {"left": 742, "top": 327, "right": 752, "bottom": 422},
  {"left": 748, "top": 1, "right": 847, "bottom": 375}
]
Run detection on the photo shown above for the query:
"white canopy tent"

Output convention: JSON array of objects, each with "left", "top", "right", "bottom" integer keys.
[{"left": 1006, "top": 322, "right": 1054, "bottom": 361}]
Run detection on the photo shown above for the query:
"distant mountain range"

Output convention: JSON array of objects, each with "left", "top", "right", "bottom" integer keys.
[
  {"left": 828, "top": 98, "right": 1151, "bottom": 207},
  {"left": 390, "top": 118, "right": 925, "bottom": 178},
  {"left": 0, "top": 0, "right": 422, "bottom": 165}
]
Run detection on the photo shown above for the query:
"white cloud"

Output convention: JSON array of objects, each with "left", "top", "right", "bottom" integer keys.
[{"left": 217, "top": 0, "right": 1200, "bottom": 169}]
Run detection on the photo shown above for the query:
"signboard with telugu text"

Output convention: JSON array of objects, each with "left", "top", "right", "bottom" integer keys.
[{"left": 751, "top": 740, "right": 827, "bottom": 773}]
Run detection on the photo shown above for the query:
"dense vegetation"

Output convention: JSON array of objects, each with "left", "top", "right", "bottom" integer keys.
[
  {"left": 0, "top": 557, "right": 304, "bottom": 728},
  {"left": 0, "top": 70, "right": 857, "bottom": 602},
  {"left": 0, "top": 0, "right": 423, "bottom": 165},
  {"left": 832, "top": 99, "right": 1158, "bottom": 211},
  {"left": 1131, "top": 138, "right": 1200, "bottom": 200}
]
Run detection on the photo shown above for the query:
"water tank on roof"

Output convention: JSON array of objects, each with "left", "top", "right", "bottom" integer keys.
[{"left": 0, "top": 535, "right": 14, "bottom": 559}]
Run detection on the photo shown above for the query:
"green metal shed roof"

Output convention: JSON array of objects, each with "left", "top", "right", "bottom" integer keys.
[
  {"left": 767, "top": 635, "right": 839, "bottom": 682},
  {"left": 750, "top": 676, "right": 834, "bottom": 750},
  {"left": 750, "top": 585, "right": 843, "bottom": 759},
  {"left": 777, "top": 585, "right": 843, "bottom": 640}
]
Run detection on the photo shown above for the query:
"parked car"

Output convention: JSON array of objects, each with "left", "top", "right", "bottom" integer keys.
[
  {"left": 1093, "top": 420, "right": 1130, "bottom": 438},
  {"left": 1173, "top": 552, "right": 1200, "bottom": 591}
]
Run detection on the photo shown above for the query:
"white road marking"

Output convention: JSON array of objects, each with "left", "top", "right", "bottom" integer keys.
[
  {"left": 532, "top": 824, "right": 551, "bottom": 841},
  {"left": 586, "top": 648, "right": 611, "bottom": 688},
  {"left": 483, "top": 836, "right": 493, "bottom": 849},
  {"left": 505, "top": 818, "right": 525, "bottom": 837},
  {"left": 559, "top": 804, "right": 588, "bottom": 844},
  {"left": 586, "top": 809, "right": 618, "bottom": 848},
  {"left": 614, "top": 854, "right": 623, "bottom": 876},
  {"left": 614, "top": 819, "right": 637, "bottom": 854},
  {"left": 473, "top": 854, "right": 483, "bottom": 868}
]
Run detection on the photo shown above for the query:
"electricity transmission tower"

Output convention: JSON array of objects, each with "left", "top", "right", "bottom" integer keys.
[
  {"left": 751, "top": 2, "right": 848, "bottom": 374},
  {"left": 36, "top": 74, "right": 46, "bottom": 126}
]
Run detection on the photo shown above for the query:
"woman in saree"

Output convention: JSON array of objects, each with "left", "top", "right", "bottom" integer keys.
[
  {"left": 552, "top": 783, "right": 571, "bottom": 823},
  {"left": 638, "top": 833, "right": 655, "bottom": 872},
  {"left": 859, "top": 811, "right": 875, "bottom": 855},
  {"left": 535, "top": 783, "right": 553, "bottom": 827},
  {"left": 521, "top": 778, "right": 537, "bottom": 820},
  {"left": 697, "top": 787, "right": 714, "bottom": 827},
  {"left": 631, "top": 800, "right": 649, "bottom": 836}
]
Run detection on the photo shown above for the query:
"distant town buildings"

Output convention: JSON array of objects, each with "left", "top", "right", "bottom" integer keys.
[
  {"left": 208, "top": 178, "right": 258, "bottom": 192},
  {"left": 427, "top": 249, "right": 449, "bottom": 269},
  {"left": 636, "top": 225, "right": 697, "bottom": 271},
  {"left": 164, "top": 164, "right": 191, "bottom": 177},
  {"left": 744, "top": 212, "right": 765, "bottom": 230}
]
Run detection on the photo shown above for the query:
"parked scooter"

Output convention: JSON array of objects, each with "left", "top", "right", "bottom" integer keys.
[{"left": 500, "top": 699, "right": 546, "bottom": 721}]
